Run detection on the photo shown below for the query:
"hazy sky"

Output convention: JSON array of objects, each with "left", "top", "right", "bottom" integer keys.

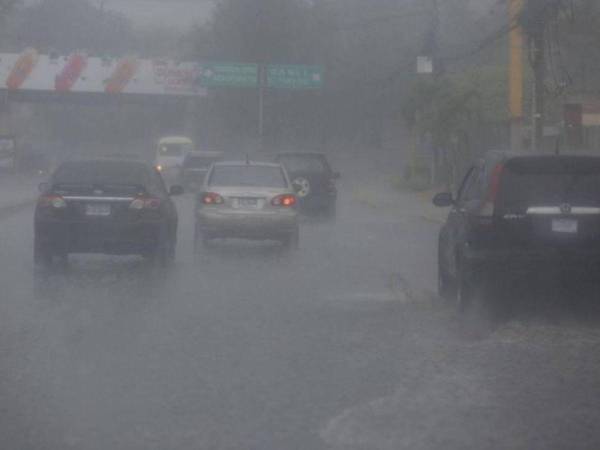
[{"left": 103, "top": 0, "right": 213, "bottom": 28}]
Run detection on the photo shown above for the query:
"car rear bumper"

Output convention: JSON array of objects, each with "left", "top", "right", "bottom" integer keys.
[
  {"left": 35, "top": 219, "right": 165, "bottom": 255},
  {"left": 196, "top": 209, "right": 297, "bottom": 239},
  {"left": 298, "top": 193, "right": 336, "bottom": 210},
  {"left": 464, "top": 246, "right": 600, "bottom": 274}
]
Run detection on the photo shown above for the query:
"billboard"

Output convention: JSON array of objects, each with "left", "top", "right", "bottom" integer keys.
[{"left": 0, "top": 49, "right": 207, "bottom": 97}]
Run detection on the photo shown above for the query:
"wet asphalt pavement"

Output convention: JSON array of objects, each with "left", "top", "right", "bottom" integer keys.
[{"left": 2, "top": 149, "right": 600, "bottom": 450}]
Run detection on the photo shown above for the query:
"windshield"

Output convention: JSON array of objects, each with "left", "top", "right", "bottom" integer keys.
[
  {"left": 185, "top": 156, "right": 222, "bottom": 169},
  {"left": 499, "top": 165, "right": 600, "bottom": 210},
  {"left": 158, "top": 143, "right": 192, "bottom": 157},
  {"left": 54, "top": 161, "right": 147, "bottom": 185},
  {"left": 208, "top": 165, "right": 287, "bottom": 188}
]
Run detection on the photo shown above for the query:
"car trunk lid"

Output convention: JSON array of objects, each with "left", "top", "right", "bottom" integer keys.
[{"left": 494, "top": 156, "right": 600, "bottom": 248}]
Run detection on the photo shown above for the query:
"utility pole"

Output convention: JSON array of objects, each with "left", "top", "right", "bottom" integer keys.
[
  {"left": 258, "top": 64, "right": 265, "bottom": 148},
  {"left": 508, "top": 0, "right": 524, "bottom": 152},
  {"left": 522, "top": 0, "right": 560, "bottom": 152},
  {"left": 530, "top": 27, "right": 545, "bottom": 152}
]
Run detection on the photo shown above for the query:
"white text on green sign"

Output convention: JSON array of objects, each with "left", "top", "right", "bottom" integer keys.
[{"left": 267, "top": 65, "right": 322, "bottom": 89}]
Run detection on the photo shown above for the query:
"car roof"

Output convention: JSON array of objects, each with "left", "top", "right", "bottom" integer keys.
[
  {"left": 213, "top": 160, "right": 282, "bottom": 168},
  {"left": 478, "top": 151, "right": 600, "bottom": 175},
  {"left": 57, "top": 158, "right": 151, "bottom": 169},
  {"left": 276, "top": 151, "right": 326, "bottom": 157},
  {"left": 158, "top": 136, "right": 193, "bottom": 145},
  {"left": 186, "top": 151, "right": 224, "bottom": 158}
]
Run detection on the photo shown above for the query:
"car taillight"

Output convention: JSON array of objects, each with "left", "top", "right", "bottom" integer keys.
[
  {"left": 38, "top": 195, "right": 66, "bottom": 209},
  {"left": 201, "top": 192, "right": 224, "bottom": 205},
  {"left": 272, "top": 194, "right": 297, "bottom": 207},
  {"left": 129, "top": 197, "right": 161, "bottom": 210},
  {"left": 480, "top": 163, "right": 504, "bottom": 217},
  {"left": 156, "top": 165, "right": 163, "bottom": 172}
]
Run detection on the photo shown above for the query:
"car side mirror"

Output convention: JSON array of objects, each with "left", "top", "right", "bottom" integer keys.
[
  {"left": 433, "top": 192, "right": 454, "bottom": 207},
  {"left": 332, "top": 171, "right": 341, "bottom": 179},
  {"left": 169, "top": 185, "right": 184, "bottom": 196},
  {"left": 38, "top": 182, "right": 49, "bottom": 193}
]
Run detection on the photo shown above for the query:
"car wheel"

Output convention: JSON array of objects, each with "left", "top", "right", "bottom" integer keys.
[
  {"left": 152, "top": 245, "right": 168, "bottom": 267},
  {"left": 292, "top": 177, "right": 311, "bottom": 198},
  {"left": 457, "top": 263, "right": 508, "bottom": 324},
  {"left": 438, "top": 259, "right": 455, "bottom": 300},
  {"left": 194, "top": 225, "right": 210, "bottom": 253},
  {"left": 153, "top": 228, "right": 173, "bottom": 267},
  {"left": 325, "top": 202, "right": 337, "bottom": 220},
  {"left": 34, "top": 241, "right": 52, "bottom": 267},
  {"left": 282, "top": 226, "right": 300, "bottom": 250},
  {"left": 167, "top": 237, "right": 176, "bottom": 262},
  {"left": 456, "top": 262, "right": 474, "bottom": 313}
]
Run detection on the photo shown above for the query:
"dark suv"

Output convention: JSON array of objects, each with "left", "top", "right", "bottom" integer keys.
[
  {"left": 34, "top": 159, "right": 182, "bottom": 266},
  {"left": 182, "top": 151, "right": 224, "bottom": 191},
  {"left": 434, "top": 153, "right": 600, "bottom": 312},
  {"left": 275, "top": 152, "right": 339, "bottom": 215}
]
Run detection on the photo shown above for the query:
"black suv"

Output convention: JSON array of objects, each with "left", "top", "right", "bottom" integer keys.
[
  {"left": 182, "top": 151, "right": 224, "bottom": 191},
  {"left": 275, "top": 152, "right": 339, "bottom": 215},
  {"left": 34, "top": 159, "right": 182, "bottom": 266},
  {"left": 434, "top": 153, "right": 600, "bottom": 312}
]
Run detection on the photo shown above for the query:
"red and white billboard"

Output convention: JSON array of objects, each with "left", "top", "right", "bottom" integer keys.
[{"left": 0, "top": 49, "right": 207, "bottom": 97}]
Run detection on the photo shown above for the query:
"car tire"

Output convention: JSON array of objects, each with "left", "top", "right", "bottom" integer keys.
[
  {"left": 34, "top": 240, "right": 52, "bottom": 267},
  {"left": 153, "top": 227, "right": 174, "bottom": 267},
  {"left": 282, "top": 226, "right": 300, "bottom": 250},
  {"left": 438, "top": 259, "right": 455, "bottom": 300},
  {"left": 325, "top": 202, "right": 337, "bottom": 220},
  {"left": 194, "top": 225, "right": 210, "bottom": 253},
  {"left": 456, "top": 261, "right": 474, "bottom": 313},
  {"left": 457, "top": 262, "right": 508, "bottom": 323},
  {"left": 153, "top": 245, "right": 168, "bottom": 267}
]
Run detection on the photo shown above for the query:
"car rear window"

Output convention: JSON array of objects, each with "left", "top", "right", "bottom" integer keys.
[
  {"left": 277, "top": 155, "right": 328, "bottom": 173},
  {"left": 498, "top": 157, "right": 600, "bottom": 210},
  {"left": 208, "top": 165, "right": 287, "bottom": 188},
  {"left": 185, "top": 156, "right": 221, "bottom": 169},
  {"left": 159, "top": 143, "right": 191, "bottom": 157},
  {"left": 53, "top": 161, "right": 148, "bottom": 194}
]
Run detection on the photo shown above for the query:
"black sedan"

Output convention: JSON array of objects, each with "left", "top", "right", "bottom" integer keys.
[
  {"left": 34, "top": 159, "right": 182, "bottom": 266},
  {"left": 275, "top": 152, "right": 339, "bottom": 216}
]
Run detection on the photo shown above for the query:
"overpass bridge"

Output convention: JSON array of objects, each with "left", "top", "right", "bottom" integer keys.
[{"left": 0, "top": 49, "right": 206, "bottom": 102}]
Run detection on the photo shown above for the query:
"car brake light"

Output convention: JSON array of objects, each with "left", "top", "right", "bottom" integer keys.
[
  {"left": 156, "top": 165, "right": 163, "bottom": 172},
  {"left": 130, "top": 197, "right": 161, "bottom": 210},
  {"left": 481, "top": 163, "right": 504, "bottom": 217},
  {"left": 201, "top": 192, "right": 224, "bottom": 205},
  {"left": 38, "top": 195, "right": 66, "bottom": 209},
  {"left": 272, "top": 194, "right": 296, "bottom": 207}
]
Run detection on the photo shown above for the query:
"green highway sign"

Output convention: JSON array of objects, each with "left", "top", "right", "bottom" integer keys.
[
  {"left": 201, "top": 63, "right": 258, "bottom": 88},
  {"left": 267, "top": 65, "right": 323, "bottom": 89}
]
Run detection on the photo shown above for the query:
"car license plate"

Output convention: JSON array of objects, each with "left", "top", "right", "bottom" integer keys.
[
  {"left": 234, "top": 198, "right": 259, "bottom": 209},
  {"left": 552, "top": 218, "right": 577, "bottom": 233},
  {"left": 85, "top": 203, "right": 111, "bottom": 216}
]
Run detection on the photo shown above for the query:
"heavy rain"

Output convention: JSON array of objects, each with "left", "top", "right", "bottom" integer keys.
[{"left": 1, "top": 0, "right": 600, "bottom": 449}]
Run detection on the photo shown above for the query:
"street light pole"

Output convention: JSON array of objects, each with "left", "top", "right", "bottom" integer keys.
[
  {"left": 508, "top": 0, "right": 524, "bottom": 152},
  {"left": 258, "top": 64, "right": 265, "bottom": 148},
  {"left": 530, "top": 29, "right": 545, "bottom": 152}
]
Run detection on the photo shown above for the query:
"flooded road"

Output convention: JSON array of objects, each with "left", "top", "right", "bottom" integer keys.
[{"left": 1, "top": 149, "right": 600, "bottom": 450}]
